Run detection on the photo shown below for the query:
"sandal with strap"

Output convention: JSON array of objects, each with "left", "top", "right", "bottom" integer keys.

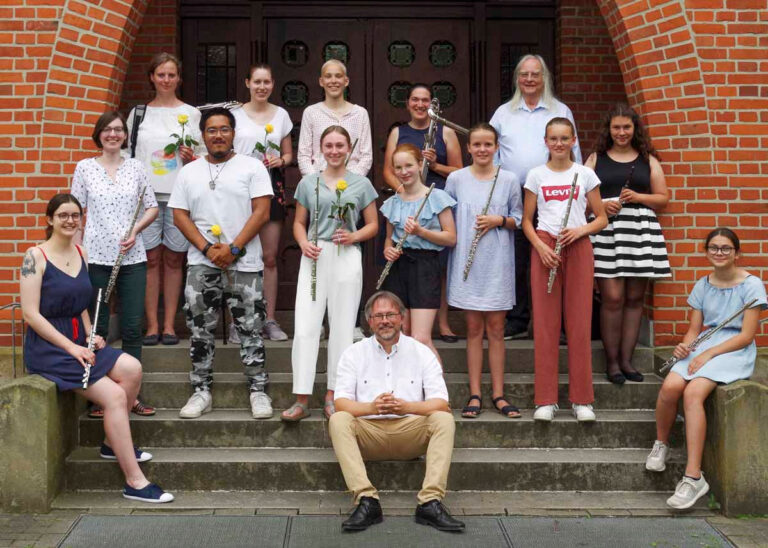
[
  {"left": 461, "top": 394, "right": 482, "bottom": 419},
  {"left": 323, "top": 400, "right": 336, "bottom": 420},
  {"left": 88, "top": 405, "right": 104, "bottom": 419},
  {"left": 493, "top": 396, "right": 521, "bottom": 419},
  {"left": 281, "top": 401, "right": 311, "bottom": 422},
  {"left": 131, "top": 399, "right": 156, "bottom": 416}
]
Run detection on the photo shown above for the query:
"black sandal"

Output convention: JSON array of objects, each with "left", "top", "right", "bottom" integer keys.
[
  {"left": 461, "top": 394, "right": 482, "bottom": 418},
  {"left": 493, "top": 396, "right": 521, "bottom": 419}
]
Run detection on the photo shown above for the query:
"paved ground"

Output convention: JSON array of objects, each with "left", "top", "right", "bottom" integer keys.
[{"left": 1, "top": 491, "right": 766, "bottom": 548}]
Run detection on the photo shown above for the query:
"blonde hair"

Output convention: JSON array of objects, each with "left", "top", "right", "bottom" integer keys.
[
  {"left": 320, "top": 59, "right": 347, "bottom": 76},
  {"left": 508, "top": 54, "right": 555, "bottom": 111}
]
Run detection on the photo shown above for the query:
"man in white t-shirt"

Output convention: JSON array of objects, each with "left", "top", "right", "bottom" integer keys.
[
  {"left": 329, "top": 291, "right": 465, "bottom": 533},
  {"left": 169, "top": 107, "right": 274, "bottom": 420}
]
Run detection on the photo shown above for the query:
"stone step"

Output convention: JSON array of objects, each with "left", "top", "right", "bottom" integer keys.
[
  {"left": 63, "top": 447, "right": 686, "bottom": 492},
  {"left": 137, "top": 372, "right": 664, "bottom": 410},
  {"left": 135, "top": 339, "right": 654, "bottom": 374},
  {"left": 78, "top": 409, "right": 682, "bottom": 450},
  {"left": 52, "top": 490, "right": 713, "bottom": 515}
]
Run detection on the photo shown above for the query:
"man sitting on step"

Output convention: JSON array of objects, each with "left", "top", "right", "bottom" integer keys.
[
  {"left": 169, "top": 107, "right": 274, "bottom": 420},
  {"left": 329, "top": 290, "right": 465, "bottom": 533}
]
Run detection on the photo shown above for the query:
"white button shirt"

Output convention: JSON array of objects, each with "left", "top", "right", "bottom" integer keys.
[
  {"left": 490, "top": 98, "right": 582, "bottom": 186},
  {"left": 334, "top": 333, "right": 449, "bottom": 420}
]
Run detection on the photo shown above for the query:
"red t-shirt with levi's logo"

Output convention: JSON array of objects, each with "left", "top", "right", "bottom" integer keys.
[{"left": 524, "top": 163, "right": 601, "bottom": 237}]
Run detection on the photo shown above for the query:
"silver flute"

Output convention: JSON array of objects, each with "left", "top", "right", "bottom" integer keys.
[
  {"left": 82, "top": 288, "right": 103, "bottom": 389},
  {"left": 421, "top": 99, "right": 441, "bottom": 183},
  {"left": 197, "top": 101, "right": 241, "bottom": 110},
  {"left": 547, "top": 172, "right": 579, "bottom": 294},
  {"left": 103, "top": 186, "right": 147, "bottom": 303},
  {"left": 427, "top": 107, "right": 469, "bottom": 136},
  {"left": 463, "top": 167, "right": 501, "bottom": 281},
  {"left": 376, "top": 183, "right": 436, "bottom": 290},
  {"left": 311, "top": 176, "right": 320, "bottom": 301},
  {"left": 659, "top": 298, "right": 757, "bottom": 375}
]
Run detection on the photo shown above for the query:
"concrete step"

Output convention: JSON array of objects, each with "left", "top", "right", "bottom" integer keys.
[
  {"left": 63, "top": 447, "right": 686, "bottom": 492},
  {"left": 136, "top": 372, "right": 664, "bottom": 410},
  {"left": 52, "top": 490, "right": 713, "bottom": 515},
  {"left": 78, "top": 409, "right": 682, "bottom": 450},
  {"left": 134, "top": 339, "right": 654, "bottom": 374}
]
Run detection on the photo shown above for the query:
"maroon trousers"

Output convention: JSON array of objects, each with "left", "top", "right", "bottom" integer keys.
[{"left": 531, "top": 231, "right": 595, "bottom": 406}]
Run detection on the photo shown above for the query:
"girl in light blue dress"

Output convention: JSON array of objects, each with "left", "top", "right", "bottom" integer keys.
[{"left": 646, "top": 228, "right": 767, "bottom": 511}]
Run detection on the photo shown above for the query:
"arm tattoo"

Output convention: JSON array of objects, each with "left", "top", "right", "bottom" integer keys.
[{"left": 21, "top": 250, "right": 36, "bottom": 278}]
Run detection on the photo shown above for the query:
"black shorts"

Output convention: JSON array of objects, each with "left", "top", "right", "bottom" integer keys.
[
  {"left": 381, "top": 248, "right": 441, "bottom": 309},
  {"left": 269, "top": 168, "right": 286, "bottom": 222}
]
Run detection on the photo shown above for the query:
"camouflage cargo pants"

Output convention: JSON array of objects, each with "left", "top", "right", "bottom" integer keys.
[{"left": 184, "top": 265, "right": 268, "bottom": 392}]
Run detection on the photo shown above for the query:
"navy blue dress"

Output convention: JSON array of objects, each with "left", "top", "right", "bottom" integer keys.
[
  {"left": 398, "top": 123, "right": 448, "bottom": 190},
  {"left": 24, "top": 247, "right": 120, "bottom": 391}
]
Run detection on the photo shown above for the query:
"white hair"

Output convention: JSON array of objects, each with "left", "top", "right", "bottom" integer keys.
[{"left": 508, "top": 54, "right": 556, "bottom": 110}]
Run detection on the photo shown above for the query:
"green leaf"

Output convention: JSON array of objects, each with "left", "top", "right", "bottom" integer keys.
[
  {"left": 254, "top": 143, "right": 266, "bottom": 153},
  {"left": 170, "top": 133, "right": 180, "bottom": 139},
  {"left": 184, "top": 136, "right": 193, "bottom": 147},
  {"left": 164, "top": 143, "right": 178, "bottom": 155},
  {"left": 268, "top": 141, "right": 281, "bottom": 151},
  {"left": 189, "top": 139, "right": 199, "bottom": 146}
]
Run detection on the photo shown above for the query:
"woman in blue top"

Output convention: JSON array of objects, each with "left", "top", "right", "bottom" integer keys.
[
  {"left": 383, "top": 84, "right": 463, "bottom": 343},
  {"left": 20, "top": 194, "right": 172, "bottom": 503},
  {"left": 380, "top": 143, "right": 457, "bottom": 362},
  {"left": 646, "top": 228, "right": 767, "bottom": 510}
]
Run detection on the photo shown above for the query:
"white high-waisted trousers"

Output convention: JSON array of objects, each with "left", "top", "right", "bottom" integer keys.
[{"left": 291, "top": 240, "right": 362, "bottom": 394}]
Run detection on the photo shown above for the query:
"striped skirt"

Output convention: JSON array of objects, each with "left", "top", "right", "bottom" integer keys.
[{"left": 590, "top": 203, "right": 671, "bottom": 278}]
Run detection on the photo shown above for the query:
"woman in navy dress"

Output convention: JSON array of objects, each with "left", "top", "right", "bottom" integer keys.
[
  {"left": 20, "top": 193, "right": 173, "bottom": 503},
  {"left": 645, "top": 228, "right": 766, "bottom": 510},
  {"left": 383, "top": 84, "right": 463, "bottom": 342}
]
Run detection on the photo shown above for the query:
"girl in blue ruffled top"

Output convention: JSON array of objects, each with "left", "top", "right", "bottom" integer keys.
[
  {"left": 646, "top": 227, "right": 767, "bottom": 510},
  {"left": 380, "top": 143, "right": 457, "bottom": 362}
]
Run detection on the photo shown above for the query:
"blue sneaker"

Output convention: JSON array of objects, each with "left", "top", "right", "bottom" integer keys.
[
  {"left": 122, "top": 483, "right": 174, "bottom": 503},
  {"left": 100, "top": 443, "right": 153, "bottom": 463}
]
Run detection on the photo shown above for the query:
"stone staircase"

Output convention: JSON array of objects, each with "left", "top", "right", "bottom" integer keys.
[{"left": 54, "top": 339, "right": 690, "bottom": 507}]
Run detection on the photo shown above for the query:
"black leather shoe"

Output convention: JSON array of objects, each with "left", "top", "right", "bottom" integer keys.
[
  {"left": 342, "top": 496, "right": 383, "bottom": 531},
  {"left": 414, "top": 499, "right": 465, "bottom": 532}
]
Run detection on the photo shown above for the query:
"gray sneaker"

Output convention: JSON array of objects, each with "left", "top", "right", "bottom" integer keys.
[
  {"left": 228, "top": 323, "right": 241, "bottom": 344},
  {"left": 645, "top": 440, "right": 669, "bottom": 472},
  {"left": 262, "top": 319, "right": 288, "bottom": 341},
  {"left": 666, "top": 474, "right": 709, "bottom": 510},
  {"left": 250, "top": 391, "right": 273, "bottom": 419}
]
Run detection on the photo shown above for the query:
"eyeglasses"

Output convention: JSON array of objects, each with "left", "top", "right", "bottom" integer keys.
[
  {"left": 205, "top": 127, "right": 233, "bottom": 136},
  {"left": 55, "top": 213, "right": 81, "bottom": 221},
  {"left": 519, "top": 71, "right": 542, "bottom": 79},
  {"left": 707, "top": 245, "right": 735, "bottom": 255},
  {"left": 370, "top": 312, "right": 401, "bottom": 321},
  {"left": 101, "top": 127, "right": 125, "bottom": 135}
]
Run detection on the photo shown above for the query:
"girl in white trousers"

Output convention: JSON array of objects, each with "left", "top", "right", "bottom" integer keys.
[{"left": 282, "top": 126, "right": 379, "bottom": 422}]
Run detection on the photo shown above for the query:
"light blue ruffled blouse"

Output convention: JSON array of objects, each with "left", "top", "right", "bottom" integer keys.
[{"left": 380, "top": 189, "right": 456, "bottom": 251}]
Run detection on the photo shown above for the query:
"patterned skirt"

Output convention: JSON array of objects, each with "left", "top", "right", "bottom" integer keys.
[{"left": 590, "top": 203, "right": 671, "bottom": 278}]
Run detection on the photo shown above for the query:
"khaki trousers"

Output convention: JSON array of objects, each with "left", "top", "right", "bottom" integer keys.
[{"left": 328, "top": 410, "right": 455, "bottom": 504}]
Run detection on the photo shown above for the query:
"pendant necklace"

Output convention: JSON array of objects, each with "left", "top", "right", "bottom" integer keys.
[{"left": 207, "top": 151, "right": 233, "bottom": 190}]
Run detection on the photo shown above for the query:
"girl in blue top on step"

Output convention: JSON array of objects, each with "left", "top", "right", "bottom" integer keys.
[
  {"left": 20, "top": 194, "right": 174, "bottom": 504},
  {"left": 646, "top": 228, "right": 766, "bottom": 511}
]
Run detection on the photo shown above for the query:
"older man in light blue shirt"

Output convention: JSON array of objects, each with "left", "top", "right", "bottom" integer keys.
[{"left": 489, "top": 54, "right": 582, "bottom": 339}]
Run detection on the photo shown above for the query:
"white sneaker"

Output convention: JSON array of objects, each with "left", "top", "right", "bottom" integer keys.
[
  {"left": 572, "top": 403, "right": 596, "bottom": 422},
  {"left": 667, "top": 474, "right": 709, "bottom": 510},
  {"left": 228, "top": 323, "right": 241, "bottom": 344},
  {"left": 645, "top": 440, "right": 670, "bottom": 472},
  {"left": 533, "top": 404, "right": 558, "bottom": 422},
  {"left": 179, "top": 389, "right": 212, "bottom": 419},
  {"left": 250, "top": 391, "right": 273, "bottom": 419},
  {"left": 262, "top": 319, "right": 288, "bottom": 341},
  {"left": 353, "top": 326, "right": 365, "bottom": 341}
]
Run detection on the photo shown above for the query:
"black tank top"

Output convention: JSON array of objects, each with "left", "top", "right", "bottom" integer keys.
[{"left": 594, "top": 152, "right": 651, "bottom": 199}]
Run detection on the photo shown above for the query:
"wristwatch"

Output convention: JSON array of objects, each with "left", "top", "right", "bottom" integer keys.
[
  {"left": 229, "top": 244, "right": 241, "bottom": 257},
  {"left": 201, "top": 242, "right": 213, "bottom": 256}
]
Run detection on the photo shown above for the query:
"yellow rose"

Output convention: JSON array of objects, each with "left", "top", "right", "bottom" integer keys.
[
  {"left": 177, "top": 114, "right": 189, "bottom": 125},
  {"left": 210, "top": 224, "right": 222, "bottom": 237},
  {"left": 264, "top": 124, "right": 274, "bottom": 134},
  {"left": 336, "top": 179, "right": 347, "bottom": 192}
]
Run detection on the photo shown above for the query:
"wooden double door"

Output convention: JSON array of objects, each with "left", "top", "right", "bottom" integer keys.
[{"left": 181, "top": 2, "right": 554, "bottom": 309}]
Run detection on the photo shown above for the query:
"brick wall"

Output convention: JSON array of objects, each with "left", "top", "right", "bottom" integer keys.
[
  {"left": 557, "top": 0, "right": 629, "bottom": 154},
  {"left": 118, "top": 0, "right": 178, "bottom": 113}
]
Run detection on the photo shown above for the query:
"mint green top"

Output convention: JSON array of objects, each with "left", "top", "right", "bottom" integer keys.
[{"left": 294, "top": 171, "right": 378, "bottom": 240}]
